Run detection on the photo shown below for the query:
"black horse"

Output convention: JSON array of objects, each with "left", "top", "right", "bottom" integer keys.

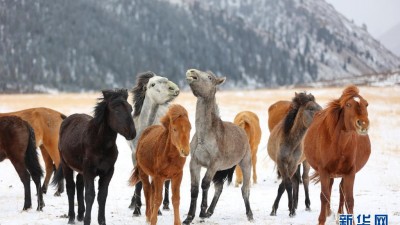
[
  {"left": 52, "top": 89, "right": 136, "bottom": 225},
  {"left": 0, "top": 116, "right": 44, "bottom": 211}
]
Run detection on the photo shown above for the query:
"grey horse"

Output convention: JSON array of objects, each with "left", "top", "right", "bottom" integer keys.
[
  {"left": 183, "top": 69, "right": 254, "bottom": 224},
  {"left": 128, "top": 71, "right": 180, "bottom": 215}
]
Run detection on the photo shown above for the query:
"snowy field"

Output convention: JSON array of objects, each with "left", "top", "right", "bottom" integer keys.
[{"left": 0, "top": 86, "right": 399, "bottom": 225}]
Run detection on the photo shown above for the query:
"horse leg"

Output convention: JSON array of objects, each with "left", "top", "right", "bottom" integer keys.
[
  {"left": 239, "top": 153, "right": 254, "bottom": 221},
  {"left": 163, "top": 180, "right": 170, "bottom": 210},
  {"left": 76, "top": 174, "right": 85, "bottom": 222},
  {"left": 327, "top": 178, "right": 334, "bottom": 217},
  {"left": 338, "top": 178, "right": 344, "bottom": 214},
  {"left": 97, "top": 168, "right": 114, "bottom": 225},
  {"left": 284, "top": 177, "right": 295, "bottom": 217},
  {"left": 171, "top": 174, "right": 183, "bottom": 225},
  {"left": 318, "top": 171, "right": 332, "bottom": 225},
  {"left": 83, "top": 174, "right": 96, "bottom": 225},
  {"left": 150, "top": 177, "right": 163, "bottom": 225},
  {"left": 63, "top": 165, "right": 76, "bottom": 224},
  {"left": 293, "top": 165, "right": 301, "bottom": 210},
  {"left": 139, "top": 170, "right": 151, "bottom": 222},
  {"left": 252, "top": 148, "right": 257, "bottom": 184},
  {"left": 39, "top": 146, "right": 53, "bottom": 195},
  {"left": 182, "top": 160, "right": 201, "bottom": 224},
  {"left": 199, "top": 168, "right": 217, "bottom": 218},
  {"left": 235, "top": 166, "right": 243, "bottom": 187},
  {"left": 342, "top": 173, "right": 355, "bottom": 214},
  {"left": 10, "top": 159, "right": 32, "bottom": 210},
  {"left": 205, "top": 179, "right": 223, "bottom": 218},
  {"left": 302, "top": 161, "right": 311, "bottom": 211},
  {"left": 270, "top": 180, "right": 285, "bottom": 216},
  {"left": 30, "top": 166, "right": 44, "bottom": 211},
  {"left": 132, "top": 182, "right": 143, "bottom": 216}
]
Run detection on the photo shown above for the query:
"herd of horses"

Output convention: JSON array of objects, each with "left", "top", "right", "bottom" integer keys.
[{"left": 0, "top": 69, "right": 371, "bottom": 225}]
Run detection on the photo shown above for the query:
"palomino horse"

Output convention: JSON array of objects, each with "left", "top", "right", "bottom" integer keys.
[
  {"left": 0, "top": 107, "right": 66, "bottom": 195},
  {"left": 233, "top": 111, "right": 261, "bottom": 187},
  {"left": 129, "top": 71, "right": 180, "bottom": 215},
  {"left": 268, "top": 92, "right": 321, "bottom": 217},
  {"left": 303, "top": 85, "right": 370, "bottom": 225},
  {"left": 130, "top": 104, "right": 191, "bottom": 225},
  {"left": 268, "top": 99, "right": 314, "bottom": 212},
  {"left": 183, "top": 69, "right": 253, "bottom": 224},
  {"left": 0, "top": 116, "right": 44, "bottom": 211},
  {"left": 52, "top": 89, "right": 136, "bottom": 225}
]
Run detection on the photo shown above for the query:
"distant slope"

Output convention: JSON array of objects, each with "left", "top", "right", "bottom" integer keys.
[
  {"left": 0, "top": 0, "right": 399, "bottom": 93},
  {"left": 379, "top": 22, "right": 400, "bottom": 57}
]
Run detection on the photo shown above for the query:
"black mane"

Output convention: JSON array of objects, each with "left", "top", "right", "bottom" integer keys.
[
  {"left": 131, "top": 71, "right": 156, "bottom": 117},
  {"left": 93, "top": 89, "right": 128, "bottom": 125},
  {"left": 283, "top": 92, "right": 315, "bottom": 134}
]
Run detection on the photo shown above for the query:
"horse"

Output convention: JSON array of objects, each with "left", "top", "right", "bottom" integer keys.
[
  {"left": 233, "top": 111, "right": 261, "bottom": 187},
  {"left": 268, "top": 99, "right": 314, "bottom": 213},
  {"left": 129, "top": 104, "right": 191, "bottom": 225},
  {"left": 0, "top": 116, "right": 44, "bottom": 211},
  {"left": 183, "top": 69, "right": 254, "bottom": 224},
  {"left": 128, "top": 71, "right": 180, "bottom": 216},
  {"left": 267, "top": 92, "right": 321, "bottom": 217},
  {"left": 303, "top": 85, "right": 371, "bottom": 225},
  {"left": 52, "top": 89, "right": 136, "bottom": 225},
  {"left": 0, "top": 107, "right": 66, "bottom": 196}
]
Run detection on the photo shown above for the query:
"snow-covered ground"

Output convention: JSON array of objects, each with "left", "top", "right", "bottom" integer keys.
[{"left": 0, "top": 86, "right": 399, "bottom": 225}]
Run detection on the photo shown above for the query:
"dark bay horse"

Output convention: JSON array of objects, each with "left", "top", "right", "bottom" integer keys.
[
  {"left": 233, "top": 111, "right": 261, "bottom": 187},
  {"left": 0, "top": 107, "right": 66, "bottom": 195},
  {"left": 130, "top": 104, "right": 191, "bottom": 225},
  {"left": 0, "top": 116, "right": 44, "bottom": 211},
  {"left": 52, "top": 89, "right": 136, "bottom": 225},
  {"left": 267, "top": 92, "right": 321, "bottom": 217},
  {"left": 183, "top": 69, "right": 253, "bottom": 224},
  {"left": 303, "top": 85, "right": 371, "bottom": 225}
]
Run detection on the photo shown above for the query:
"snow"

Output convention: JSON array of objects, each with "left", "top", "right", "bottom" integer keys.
[{"left": 0, "top": 87, "right": 400, "bottom": 225}]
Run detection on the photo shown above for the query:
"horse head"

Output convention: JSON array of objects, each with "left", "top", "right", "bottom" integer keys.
[
  {"left": 146, "top": 75, "right": 180, "bottom": 105},
  {"left": 186, "top": 69, "right": 226, "bottom": 98},
  {"left": 339, "top": 85, "right": 369, "bottom": 135},
  {"left": 102, "top": 89, "right": 136, "bottom": 140},
  {"left": 161, "top": 104, "right": 191, "bottom": 157},
  {"left": 296, "top": 93, "right": 322, "bottom": 128}
]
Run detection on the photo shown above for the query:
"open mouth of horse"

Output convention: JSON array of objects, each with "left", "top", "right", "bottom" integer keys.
[{"left": 356, "top": 128, "right": 369, "bottom": 135}]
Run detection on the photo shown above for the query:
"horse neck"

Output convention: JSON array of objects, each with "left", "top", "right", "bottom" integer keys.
[
  {"left": 136, "top": 96, "right": 161, "bottom": 133},
  {"left": 88, "top": 119, "right": 118, "bottom": 149},
  {"left": 286, "top": 110, "right": 308, "bottom": 144},
  {"left": 195, "top": 96, "right": 219, "bottom": 137}
]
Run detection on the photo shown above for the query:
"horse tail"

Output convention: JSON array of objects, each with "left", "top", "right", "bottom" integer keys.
[
  {"left": 129, "top": 167, "right": 140, "bottom": 186},
  {"left": 24, "top": 125, "right": 43, "bottom": 178},
  {"left": 310, "top": 171, "right": 320, "bottom": 184},
  {"left": 51, "top": 163, "right": 64, "bottom": 187},
  {"left": 213, "top": 165, "right": 236, "bottom": 186}
]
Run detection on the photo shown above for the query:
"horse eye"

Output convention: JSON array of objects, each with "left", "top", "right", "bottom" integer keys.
[
  {"left": 346, "top": 103, "right": 351, "bottom": 107},
  {"left": 151, "top": 83, "right": 155, "bottom": 87},
  {"left": 208, "top": 76, "right": 212, "bottom": 80},
  {"left": 173, "top": 128, "right": 177, "bottom": 132}
]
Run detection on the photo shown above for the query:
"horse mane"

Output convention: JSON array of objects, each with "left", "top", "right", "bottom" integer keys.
[
  {"left": 131, "top": 71, "right": 156, "bottom": 117},
  {"left": 93, "top": 89, "right": 128, "bottom": 125},
  {"left": 283, "top": 92, "right": 315, "bottom": 134},
  {"left": 160, "top": 104, "right": 188, "bottom": 128},
  {"left": 323, "top": 85, "right": 360, "bottom": 134}
]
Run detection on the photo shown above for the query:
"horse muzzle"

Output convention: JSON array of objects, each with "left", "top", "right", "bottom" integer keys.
[
  {"left": 356, "top": 119, "right": 369, "bottom": 135},
  {"left": 179, "top": 148, "right": 190, "bottom": 157},
  {"left": 186, "top": 69, "right": 199, "bottom": 84}
]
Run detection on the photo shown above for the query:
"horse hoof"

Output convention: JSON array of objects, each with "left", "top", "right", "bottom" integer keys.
[
  {"left": 289, "top": 212, "right": 296, "bottom": 217},
  {"left": 270, "top": 211, "right": 276, "bottom": 216},
  {"left": 247, "top": 213, "right": 254, "bottom": 222},
  {"left": 163, "top": 204, "right": 170, "bottom": 210},
  {"left": 23, "top": 205, "right": 32, "bottom": 211},
  {"left": 306, "top": 207, "right": 311, "bottom": 211},
  {"left": 158, "top": 209, "right": 162, "bottom": 216},
  {"left": 133, "top": 208, "right": 141, "bottom": 216},
  {"left": 54, "top": 191, "right": 61, "bottom": 197},
  {"left": 199, "top": 211, "right": 207, "bottom": 218},
  {"left": 68, "top": 219, "right": 75, "bottom": 224},
  {"left": 128, "top": 203, "right": 135, "bottom": 209},
  {"left": 77, "top": 215, "right": 84, "bottom": 221},
  {"left": 182, "top": 216, "right": 193, "bottom": 225}
]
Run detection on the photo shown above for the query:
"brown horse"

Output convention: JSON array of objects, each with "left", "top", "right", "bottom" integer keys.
[
  {"left": 130, "top": 104, "right": 191, "bottom": 225},
  {"left": 233, "top": 111, "right": 261, "bottom": 187},
  {"left": 303, "top": 85, "right": 370, "bottom": 225},
  {"left": 52, "top": 89, "right": 136, "bottom": 225},
  {"left": 0, "top": 116, "right": 44, "bottom": 211},
  {"left": 130, "top": 105, "right": 191, "bottom": 225},
  {"left": 0, "top": 107, "right": 66, "bottom": 196},
  {"left": 267, "top": 92, "right": 321, "bottom": 217},
  {"left": 268, "top": 99, "right": 313, "bottom": 212}
]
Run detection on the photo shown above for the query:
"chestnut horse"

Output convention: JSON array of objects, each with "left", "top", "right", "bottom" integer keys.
[
  {"left": 303, "top": 85, "right": 370, "bottom": 225},
  {"left": 130, "top": 104, "right": 191, "bottom": 225},
  {"left": 0, "top": 116, "right": 44, "bottom": 211},
  {"left": 267, "top": 92, "right": 321, "bottom": 217},
  {"left": 0, "top": 107, "right": 66, "bottom": 196},
  {"left": 52, "top": 89, "right": 136, "bottom": 225},
  {"left": 233, "top": 111, "right": 261, "bottom": 187}
]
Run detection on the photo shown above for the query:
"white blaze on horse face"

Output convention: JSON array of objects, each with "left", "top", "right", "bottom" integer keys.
[{"left": 353, "top": 96, "right": 360, "bottom": 104}]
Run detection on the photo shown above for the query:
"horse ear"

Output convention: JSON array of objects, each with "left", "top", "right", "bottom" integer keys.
[
  {"left": 216, "top": 77, "right": 226, "bottom": 85},
  {"left": 102, "top": 90, "right": 113, "bottom": 100},
  {"left": 295, "top": 92, "right": 298, "bottom": 97}
]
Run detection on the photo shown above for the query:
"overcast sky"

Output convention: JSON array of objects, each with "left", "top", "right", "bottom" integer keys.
[{"left": 325, "top": 0, "right": 400, "bottom": 38}]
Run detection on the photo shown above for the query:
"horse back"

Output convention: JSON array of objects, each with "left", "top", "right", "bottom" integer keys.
[
  {"left": 220, "top": 121, "right": 250, "bottom": 159},
  {"left": 268, "top": 100, "right": 291, "bottom": 131},
  {"left": 233, "top": 111, "right": 261, "bottom": 149}
]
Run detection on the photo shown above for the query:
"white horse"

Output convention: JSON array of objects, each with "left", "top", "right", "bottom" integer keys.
[{"left": 128, "top": 71, "right": 180, "bottom": 216}]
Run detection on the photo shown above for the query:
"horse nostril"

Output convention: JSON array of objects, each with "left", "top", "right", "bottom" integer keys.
[
  {"left": 357, "top": 120, "right": 362, "bottom": 127},
  {"left": 189, "top": 69, "right": 195, "bottom": 73},
  {"left": 175, "top": 90, "right": 180, "bottom": 95}
]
